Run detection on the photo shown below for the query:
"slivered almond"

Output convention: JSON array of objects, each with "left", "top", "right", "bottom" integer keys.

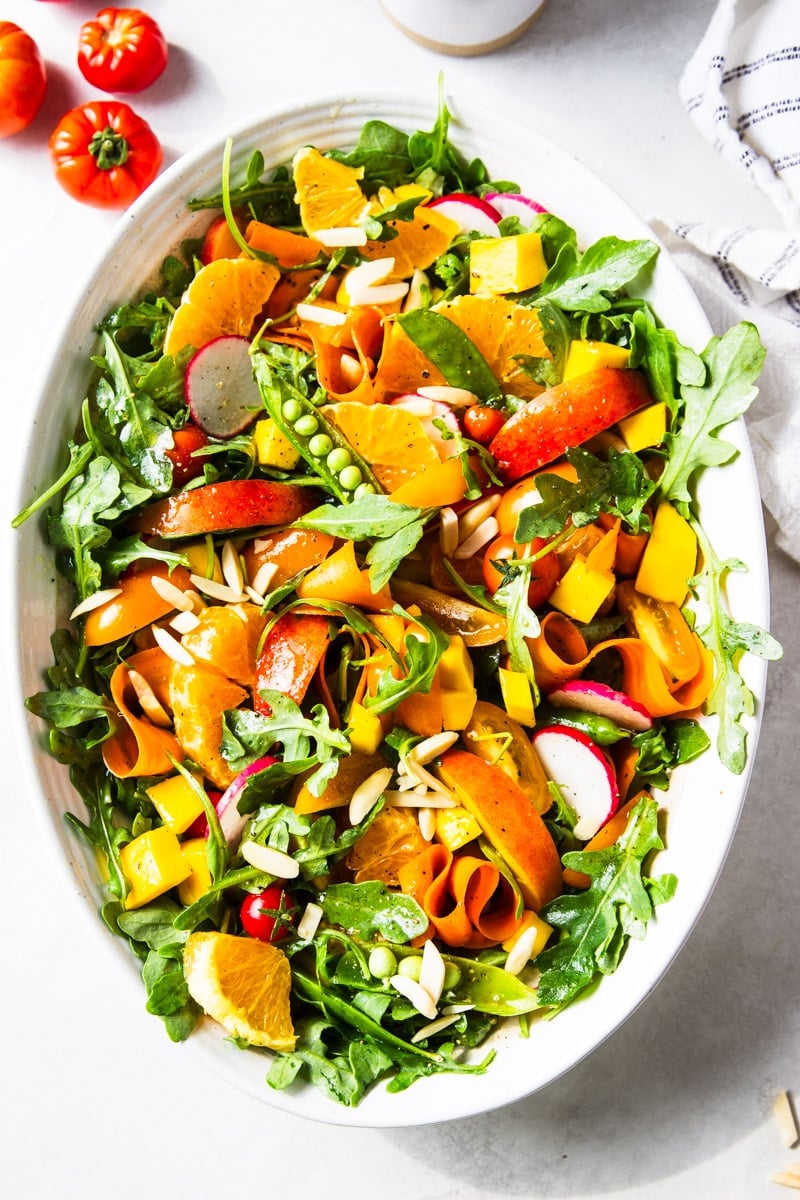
[
  {"left": 402, "top": 268, "right": 429, "bottom": 313},
  {"left": 457, "top": 493, "right": 501, "bottom": 541},
  {"left": 504, "top": 924, "right": 541, "bottom": 976},
  {"left": 221, "top": 539, "right": 244, "bottom": 595},
  {"left": 418, "top": 808, "right": 436, "bottom": 840},
  {"left": 403, "top": 756, "right": 455, "bottom": 798},
  {"left": 439, "top": 506, "right": 459, "bottom": 558},
  {"left": 296, "top": 901, "right": 323, "bottom": 941},
  {"left": 344, "top": 258, "right": 395, "bottom": 289},
  {"left": 383, "top": 791, "right": 457, "bottom": 809},
  {"left": 389, "top": 974, "right": 438, "bottom": 1019},
  {"left": 170, "top": 610, "right": 201, "bottom": 635},
  {"left": 419, "top": 939, "right": 446, "bottom": 1006},
  {"left": 775, "top": 1091, "right": 800, "bottom": 1149},
  {"left": 295, "top": 302, "right": 348, "bottom": 325},
  {"left": 127, "top": 668, "right": 172, "bottom": 727},
  {"left": 250, "top": 560, "right": 279, "bottom": 598},
  {"left": 338, "top": 353, "right": 363, "bottom": 388},
  {"left": 349, "top": 766, "right": 393, "bottom": 825},
  {"left": 151, "top": 625, "right": 195, "bottom": 666},
  {"left": 189, "top": 573, "right": 248, "bottom": 604},
  {"left": 150, "top": 574, "right": 194, "bottom": 612},
  {"left": 410, "top": 1013, "right": 460, "bottom": 1043},
  {"left": 408, "top": 731, "right": 460, "bottom": 766},
  {"left": 348, "top": 281, "right": 409, "bottom": 306},
  {"left": 240, "top": 840, "right": 300, "bottom": 879},
  {"left": 69, "top": 587, "right": 122, "bottom": 620},
  {"left": 418, "top": 385, "right": 479, "bottom": 407},
  {"left": 454, "top": 515, "right": 499, "bottom": 559},
  {"left": 313, "top": 227, "right": 368, "bottom": 248}
]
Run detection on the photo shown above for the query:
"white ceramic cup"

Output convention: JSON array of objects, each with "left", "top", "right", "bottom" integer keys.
[{"left": 380, "top": 0, "right": 548, "bottom": 55}]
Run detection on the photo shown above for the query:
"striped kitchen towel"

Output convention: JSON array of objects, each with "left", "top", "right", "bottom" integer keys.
[{"left": 654, "top": 0, "right": 800, "bottom": 560}]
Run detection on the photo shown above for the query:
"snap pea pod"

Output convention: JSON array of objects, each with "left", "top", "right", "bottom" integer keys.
[
  {"left": 535, "top": 703, "right": 629, "bottom": 746},
  {"left": 251, "top": 350, "right": 383, "bottom": 504}
]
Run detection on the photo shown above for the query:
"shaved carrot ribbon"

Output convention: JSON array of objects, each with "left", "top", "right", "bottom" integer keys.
[
  {"left": 398, "top": 843, "right": 524, "bottom": 950},
  {"left": 103, "top": 648, "right": 183, "bottom": 778},
  {"left": 528, "top": 611, "right": 715, "bottom": 718}
]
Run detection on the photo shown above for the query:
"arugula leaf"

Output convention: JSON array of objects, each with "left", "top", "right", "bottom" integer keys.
[
  {"left": 657, "top": 322, "right": 766, "bottom": 507},
  {"left": 46, "top": 457, "right": 120, "bottom": 600},
  {"left": 536, "top": 797, "right": 675, "bottom": 1009},
  {"left": 533, "top": 236, "right": 659, "bottom": 313},
  {"left": 26, "top": 686, "right": 111, "bottom": 731},
  {"left": 295, "top": 493, "right": 426, "bottom": 541},
  {"left": 321, "top": 882, "right": 428, "bottom": 943},
  {"left": 363, "top": 615, "right": 449, "bottom": 713},
  {"left": 331, "top": 120, "right": 413, "bottom": 190},
  {"left": 630, "top": 718, "right": 711, "bottom": 790}
]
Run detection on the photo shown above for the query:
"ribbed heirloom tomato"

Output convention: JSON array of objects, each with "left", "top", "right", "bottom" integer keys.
[
  {"left": 77, "top": 8, "right": 168, "bottom": 93},
  {"left": 0, "top": 22, "right": 47, "bottom": 138},
  {"left": 49, "top": 100, "right": 163, "bottom": 208}
]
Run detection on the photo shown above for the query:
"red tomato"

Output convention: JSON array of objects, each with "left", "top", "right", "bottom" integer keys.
[
  {"left": 462, "top": 404, "right": 505, "bottom": 445},
  {"left": 0, "top": 22, "right": 47, "bottom": 139},
  {"left": 50, "top": 100, "right": 162, "bottom": 208},
  {"left": 482, "top": 533, "right": 561, "bottom": 608},
  {"left": 240, "top": 886, "right": 295, "bottom": 943},
  {"left": 77, "top": 8, "right": 168, "bottom": 93},
  {"left": 166, "top": 424, "right": 209, "bottom": 487}
]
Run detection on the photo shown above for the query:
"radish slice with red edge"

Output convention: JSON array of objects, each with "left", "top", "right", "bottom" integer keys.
[
  {"left": 390, "top": 394, "right": 460, "bottom": 459},
  {"left": 531, "top": 724, "right": 619, "bottom": 841},
  {"left": 427, "top": 193, "right": 501, "bottom": 235},
  {"left": 216, "top": 755, "right": 279, "bottom": 848},
  {"left": 484, "top": 191, "right": 548, "bottom": 221},
  {"left": 546, "top": 680, "right": 653, "bottom": 732},
  {"left": 185, "top": 335, "right": 263, "bottom": 439}
]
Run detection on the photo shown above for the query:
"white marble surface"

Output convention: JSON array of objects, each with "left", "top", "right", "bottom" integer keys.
[{"left": 1, "top": 2, "right": 798, "bottom": 1196}]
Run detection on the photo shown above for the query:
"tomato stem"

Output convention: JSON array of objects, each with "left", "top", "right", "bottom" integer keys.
[{"left": 89, "top": 127, "right": 130, "bottom": 171}]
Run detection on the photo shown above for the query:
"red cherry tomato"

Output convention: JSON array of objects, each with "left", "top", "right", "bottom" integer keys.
[
  {"left": 166, "top": 424, "right": 209, "bottom": 488},
  {"left": 49, "top": 100, "right": 162, "bottom": 208},
  {"left": 482, "top": 533, "right": 561, "bottom": 609},
  {"left": 77, "top": 8, "right": 168, "bottom": 94},
  {"left": 240, "top": 885, "right": 295, "bottom": 943},
  {"left": 0, "top": 22, "right": 47, "bottom": 139},
  {"left": 462, "top": 404, "right": 505, "bottom": 445}
]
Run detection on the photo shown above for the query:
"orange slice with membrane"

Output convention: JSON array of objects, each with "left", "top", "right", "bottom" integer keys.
[
  {"left": 436, "top": 293, "right": 550, "bottom": 400},
  {"left": 292, "top": 145, "right": 372, "bottom": 235},
  {"left": 361, "top": 205, "right": 460, "bottom": 278},
  {"left": 163, "top": 257, "right": 280, "bottom": 356},
  {"left": 183, "top": 931, "right": 296, "bottom": 1051},
  {"left": 323, "top": 400, "right": 441, "bottom": 491}
]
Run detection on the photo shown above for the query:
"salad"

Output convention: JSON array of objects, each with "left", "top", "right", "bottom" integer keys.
[{"left": 16, "top": 94, "right": 780, "bottom": 1109}]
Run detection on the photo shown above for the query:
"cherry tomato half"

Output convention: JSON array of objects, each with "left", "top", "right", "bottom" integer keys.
[
  {"left": 77, "top": 8, "right": 168, "bottom": 94},
  {"left": 166, "top": 424, "right": 209, "bottom": 488},
  {"left": 50, "top": 100, "right": 163, "bottom": 208},
  {"left": 0, "top": 22, "right": 47, "bottom": 139},
  {"left": 482, "top": 533, "right": 561, "bottom": 609},
  {"left": 240, "top": 886, "right": 295, "bottom": 943},
  {"left": 462, "top": 404, "right": 505, "bottom": 445}
]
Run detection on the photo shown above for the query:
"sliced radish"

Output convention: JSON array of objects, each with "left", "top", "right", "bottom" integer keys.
[
  {"left": 185, "top": 335, "right": 262, "bottom": 439},
  {"left": 484, "top": 191, "right": 547, "bottom": 223},
  {"left": 391, "top": 394, "right": 460, "bottom": 459},
  {"left": 216, "top": 755, "right": 279, "bottom": 848},
  {"left": 427, "top": 193, "right": 501, "bottom": 236},
  {"left": 531, "top": 725, "right": 619, "bottom": 841},
  {"left": 546, "top": 680, "right": 653, "bottom": 732}
]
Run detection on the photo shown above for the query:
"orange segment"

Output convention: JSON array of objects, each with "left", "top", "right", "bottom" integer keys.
[
  {"left": 292, "top": 145, "right": 372, "bottom": 235},
  {"left": 437, "top": 294, "right": 550, "bottom": 401},
  {"left": 372, "top": 319, "right": 448, "bottom": 402},
  {"left": 361, "top": 205, "right": 460, "bottom": 278},
  {"left": 183, "top": 931, "right": 295, "bottom": 1052},
  {"left": 168, "top": 662, "right": 247, "bottom": 789},
  {"left": 163, "top": 257, "right": 281, "bottom": 356},
  {"left": 323, "top": 400, "right": 441, "bottom": 491},
  {"left": 345, "top": 806, "right": 429, "bottom": 887}
]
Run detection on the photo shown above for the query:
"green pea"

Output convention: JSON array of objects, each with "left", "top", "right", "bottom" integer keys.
[
  {"left": 397, "top": 955, "right": 422, "bottom": 982},
  {"left": 368, "top": 946, "right": 398, "bottom": 980},
  {"left": 294, "top": 413, "right": 319, "bottom": 438},
  {"left": 327, "top": 446, "right": 352, "bottom": 473},
  {"left": 354, "top": 482, "right": 377, "bottom": 500},
  {"left": 281, "top": 398, "right": 302, "bottom": 423},
  {"left": 339, "top": 464, "right": 363, "bottom": 491},
  {"left": 308, "top": 433, "right": 333, "bottom": 458},
  {"left": 442, "top": 962, "right": 462, "bottom": 991}
]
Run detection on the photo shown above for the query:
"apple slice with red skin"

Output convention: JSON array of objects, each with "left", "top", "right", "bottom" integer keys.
[
  {"left": 489, "top": 367, "right": 652, "bottom": 482},
  {"left": 129, "top": 479, "right": 316, "bottom": 539},
  {"left": 546, "top": 680, "right": 653, "bottom": 732},
  {"left": 531, "top": 724, "right": 620, "bottom": 842},
  {"left": 254, "top": 610, "right": 332, "bottom": 712}
]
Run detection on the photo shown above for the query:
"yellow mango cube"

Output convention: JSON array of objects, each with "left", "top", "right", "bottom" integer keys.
[
  {"left": 254, "top": 417, "right": 301, "bottom": 469},
  {"left": 348, "top": 701, "right": 384, "bottom": 755},
  {"left": 562, "top": 340, "right": 631, "bottom": 381},
  {"left": 177, "top": 838, "right": 213, "bottom": 906},
  {"left": 146, "top": 774, "right": 205, "bottom": 834},
  {"left": 498, "top": 667, "right": 536, "bottom": 726},
  {"left": 435, "top": 805, "right": 482, "bottom": 852},
  {"left": 549, "top": 556, "right": 615, "bottom": 623},
  {"left": 618, "top": 401, "right": 667, "bottom": 452},
  {"left": 120, "top": 825, "right": 192, "bottom": 910},
  {"left": 635, "top": 500, "right": 698, "bottom": 606},
  {"left": 469, "top": 231, "right": 548, "bottom": 295},
  {"left": 437, "top": 635, "right": 477, "bottom": 730}
]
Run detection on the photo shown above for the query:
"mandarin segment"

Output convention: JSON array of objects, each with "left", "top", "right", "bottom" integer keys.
[
  {"left": 323, "top": 400, "right": 441, "bottom": 491},
  {"left": 183, "top": 931, "right": 296, "bottom": 1052},
  {"left": 292, "top": 145, "right": 372, "bottom": 235},
  {"left": 436, "top": 294, "right": 550, "bottom": 401},
  {"left": 169, "top": 662, "right": 247, "bottom": 788},
  {"left": 163, "top": 257, "right": 281, "bottom": 356}
]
